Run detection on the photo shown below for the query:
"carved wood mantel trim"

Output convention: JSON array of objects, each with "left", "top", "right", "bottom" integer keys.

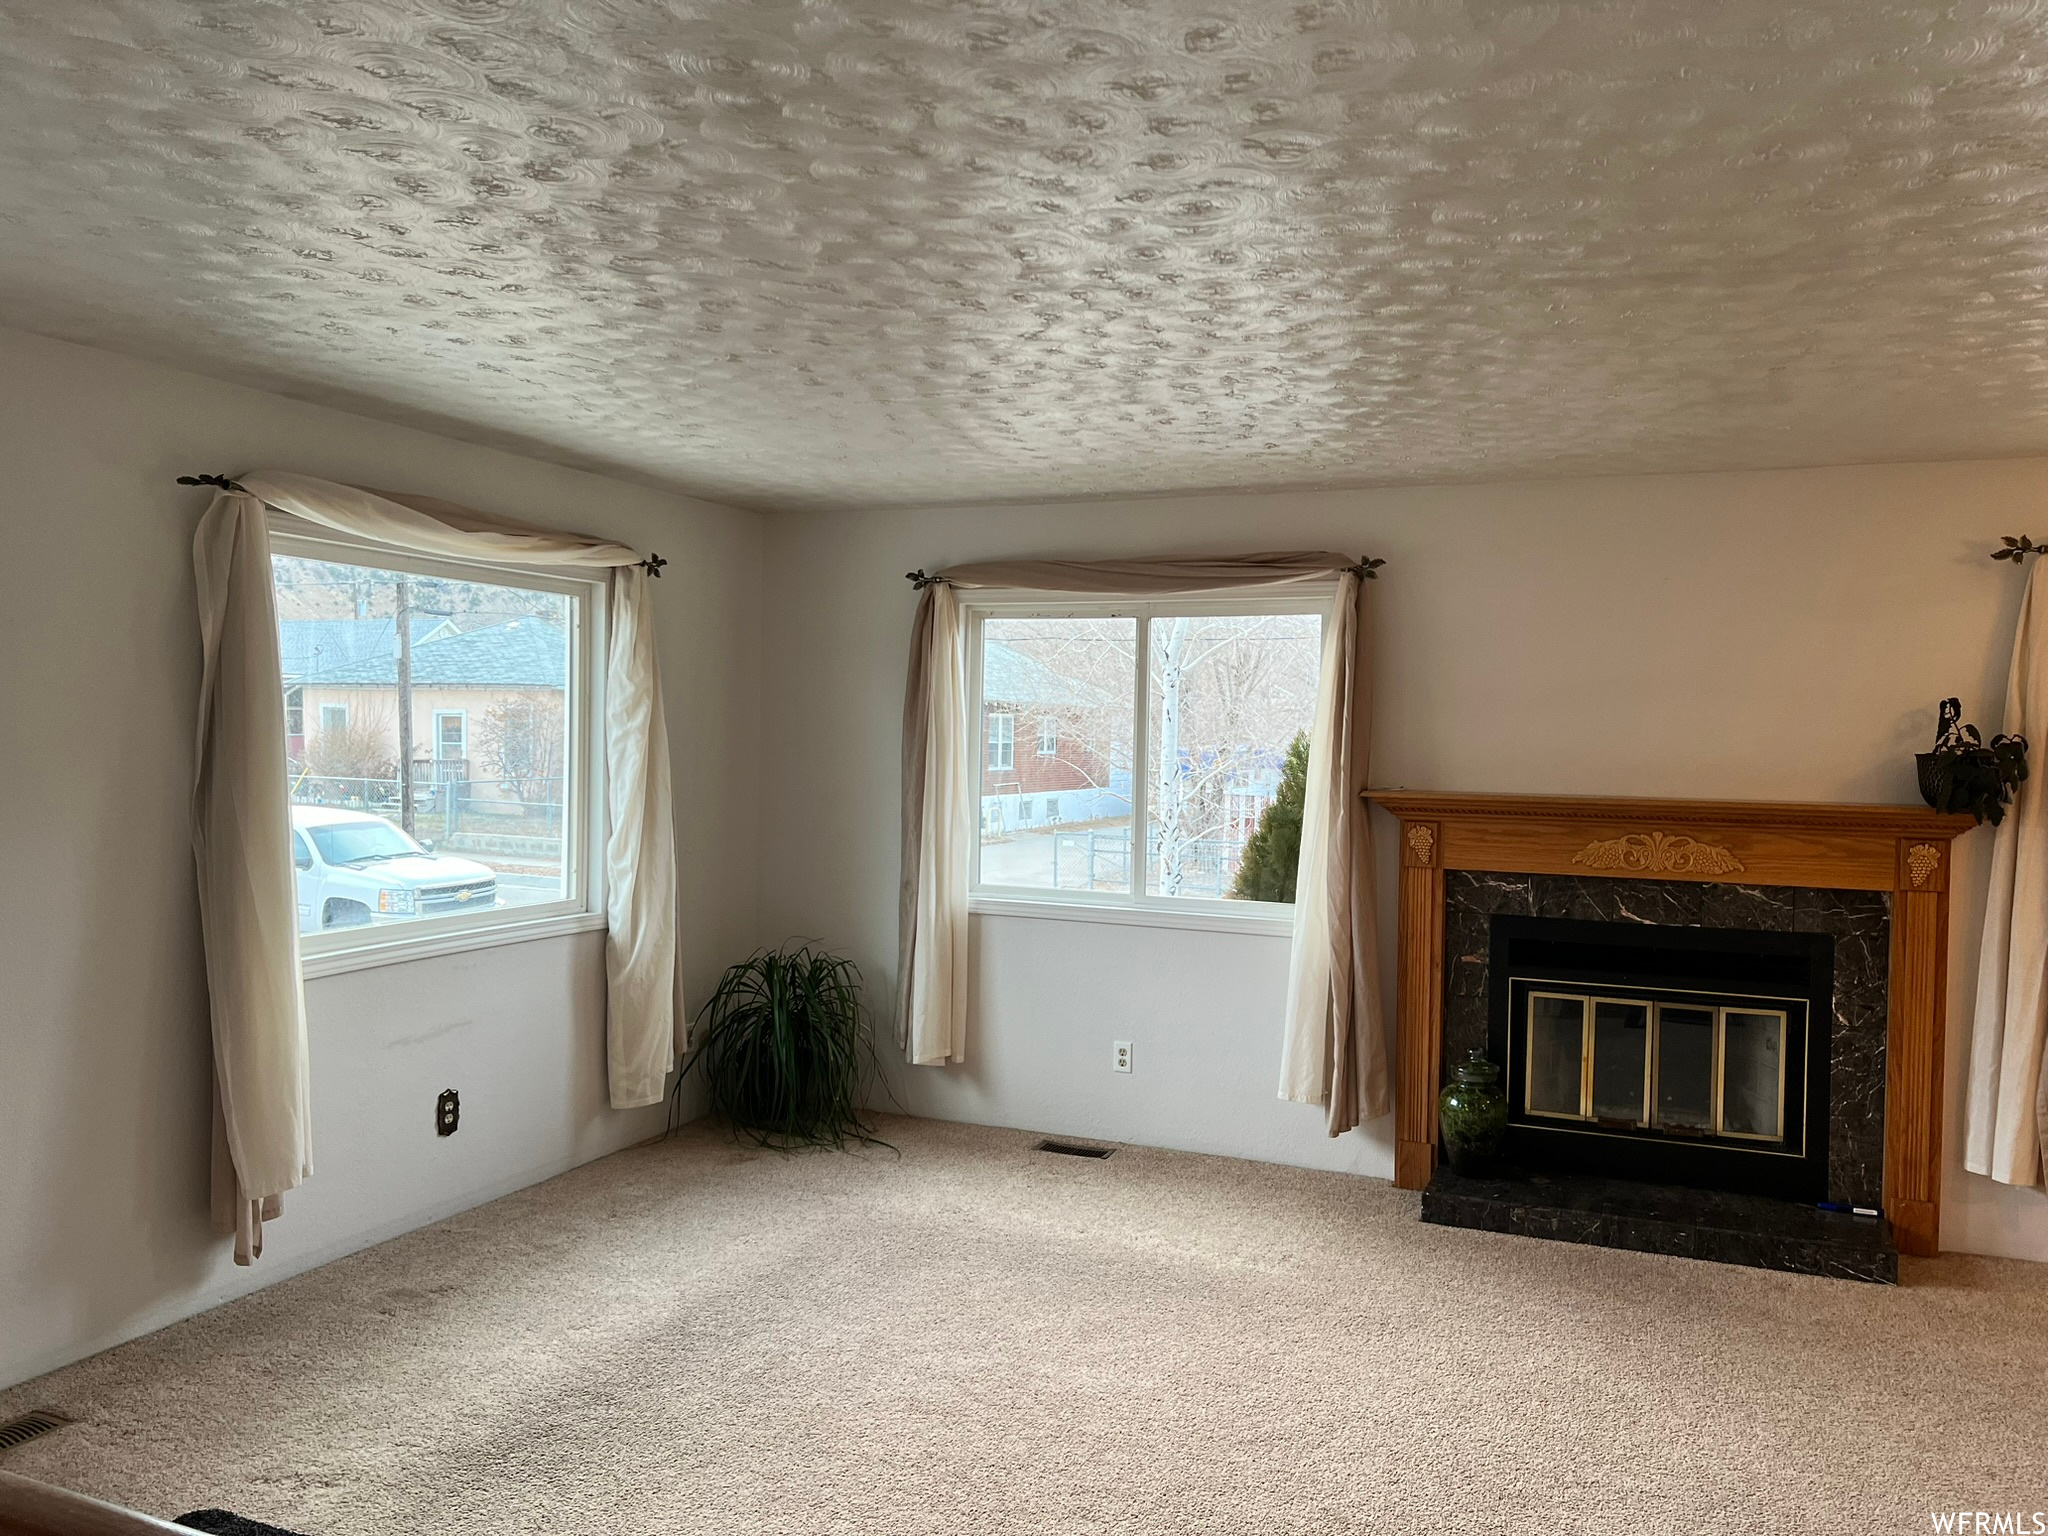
[{"left": 1364, "top": 789, "right": 1975, "bottom": 1258}]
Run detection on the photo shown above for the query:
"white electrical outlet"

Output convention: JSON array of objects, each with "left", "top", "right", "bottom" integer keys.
[{"left": 1113, "top": 1040, "right": 1133, "bottom": 1073}]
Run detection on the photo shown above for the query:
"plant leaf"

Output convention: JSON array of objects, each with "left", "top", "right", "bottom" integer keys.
[{"left": 672, "top": 942, "right": 892, "bottom": 1152}]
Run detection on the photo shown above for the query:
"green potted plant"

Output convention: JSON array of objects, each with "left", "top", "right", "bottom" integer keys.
[
  {"left": 675, "top": 944, "right": 884, "bottom": 1148},
  {"left": 1917, "top": 698, "right": 2028, "bottom": 825}
]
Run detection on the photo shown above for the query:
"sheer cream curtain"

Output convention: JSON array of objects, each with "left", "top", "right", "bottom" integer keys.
[
  {"left": 1966, "top": 554, "right": 2048, "bottom": 1187},
  {"left": 897, "top": 581, "right": 971, "bottom": 1063},
  {"left": 190, "top": 471, "right": 680, "bottom": 1262},
  {"left": 192, "top": 490, "right": 310, "bottom": 1264},
  {"left": 1275, "top": 568, "right": 1384, "bottom": 1132},
  {"left": 897, "top": 553, "right": 1390, "bottom": 1132}
]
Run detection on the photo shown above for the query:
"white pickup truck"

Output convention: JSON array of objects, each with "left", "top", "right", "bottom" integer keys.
[{"left": 291, "top": 806, "right": 499, "bottom": 934}]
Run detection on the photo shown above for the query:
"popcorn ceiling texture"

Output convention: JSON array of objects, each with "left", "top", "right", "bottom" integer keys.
[{"left": 2, "top": 1, "right": 2048, "bottom": 511}]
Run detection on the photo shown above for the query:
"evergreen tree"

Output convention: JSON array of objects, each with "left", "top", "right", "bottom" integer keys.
[{"left": 1230, "top": 732, "right": 1310, "bottom": 903}]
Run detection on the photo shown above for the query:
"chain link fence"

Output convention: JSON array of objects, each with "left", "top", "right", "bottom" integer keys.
[
  {"left": 1048, "top": 828, "right": 1242, "bottom": 897},
  {"left": 289, "top": 771, "right": 565, "bottom": 864}
]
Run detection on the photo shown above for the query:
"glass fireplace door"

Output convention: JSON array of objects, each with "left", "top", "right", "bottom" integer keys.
[
  {"left": 1526, "top": 995, "right": 1588, "bottom": 1118},
  {"left": 1653, "top": 1005, "right": 1718, "bottom": 1133},
  {"left": 1520, "top": 988, "right": 1790, "bottom": 1147},
  {"left": 1589, "top": 1001, "right": 1650, "bottom": 1124}
]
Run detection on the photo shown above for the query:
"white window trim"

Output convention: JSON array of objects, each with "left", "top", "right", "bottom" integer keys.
[
  {"left": 969, "top": 893, "right": 1296, "bottom": 938},
  {"left": 964, "top": 586, "right": 1333, "bottom": 928},
  {"left": 1037, "top": 717, "right": 1059, "bottom": 757},
  {"left": 270, "top": 518, "right": 608, "bottom": 977},
  {"left": 986, "top": 711, "right": 1015, "bottom": 772},
  {"left": 300, "top": 910, "right": 611, "bottom": 980},
  {"left": 434, "top": 708, "right": 467, "bottom": 760}
]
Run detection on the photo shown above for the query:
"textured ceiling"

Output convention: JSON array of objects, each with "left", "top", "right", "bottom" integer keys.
[{"left": 3, "top": 3, "right": 2048, "bottom": 512}]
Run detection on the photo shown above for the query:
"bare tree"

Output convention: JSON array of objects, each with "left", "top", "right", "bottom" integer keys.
[
  {"left": 1153, "top": 616, "right": 1195, "bottom": 892},
  {"left": 479, "top": 693, "right": 566, "bottom": 802},
  {"left": 304, "top": 700, "right": 397, "bottom": 781},
  {"left": 1150, "top": 614, "right": 1320, "bottom": 895}
]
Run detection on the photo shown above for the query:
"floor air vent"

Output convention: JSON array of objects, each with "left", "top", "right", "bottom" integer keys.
[
  {"left": 1037, "top": 1139, "right": 1114, "bottom": 1159},
  {"left": 0, "top": 1410, "right": 71, "bottom": 1454}
]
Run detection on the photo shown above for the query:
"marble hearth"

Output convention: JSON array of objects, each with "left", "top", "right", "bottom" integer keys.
[
  {"left": 1366, "top": 791, "right": 1977, "bottom": 1273},
  {"left": 1421, "top": 1168, "right": 1900, "bottom": 1283}
]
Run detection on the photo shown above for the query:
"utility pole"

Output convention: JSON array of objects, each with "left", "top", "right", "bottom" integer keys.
[{"left": 396, "top": 574, "right": 416, "bottom": 836}]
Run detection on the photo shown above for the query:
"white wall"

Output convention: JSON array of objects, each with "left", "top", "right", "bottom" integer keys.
[
  {"left": 0, "top": 328, "right": 764, "bottom": 1388},
  {"left": 757, "top": 463, "right": 2048, "bottom": 1260},
  {"left": 10, "top": 325, "right": 2046, "bottom": 1397}
]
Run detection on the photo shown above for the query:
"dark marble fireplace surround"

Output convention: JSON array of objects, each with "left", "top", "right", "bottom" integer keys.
[{"left": 1444, "top": 870, "right": 1892, "bottom": 1207}]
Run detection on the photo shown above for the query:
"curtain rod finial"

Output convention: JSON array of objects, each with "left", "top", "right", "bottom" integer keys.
[
  {"left": 178, "top": 473, "right": 248, "bottom": 494},
  {"left": 637, "top": 552, "right": 667, "bottom": 578},
  {"left": 1994, "top": 536, "right": 2045, "bottom": 564},
  {"left": 1350, "top": 556, "right": 1386, "bottom": 579},
  {"left": 906, "top": 569, "right": 943, "bottom": 590}
]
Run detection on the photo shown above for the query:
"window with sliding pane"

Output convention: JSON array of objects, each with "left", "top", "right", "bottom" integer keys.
[{"left": 966, "top": 596, "right": 1327, "bottom": 917}]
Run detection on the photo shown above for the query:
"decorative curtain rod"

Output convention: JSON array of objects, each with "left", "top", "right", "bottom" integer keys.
[
  {"left": 177, "top": 473, "right": 666, "bottom": 577},
  {"left": 1994, "top": 536, "right": 2047, "bottom": 564},
  {"left": 904, "top": 555, "right": 1385, "bottom": 588}
]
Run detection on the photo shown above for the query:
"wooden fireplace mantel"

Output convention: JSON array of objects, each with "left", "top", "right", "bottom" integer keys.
[{"left": 1364, "top": 789, "right": 1977, "bottom": 1257}]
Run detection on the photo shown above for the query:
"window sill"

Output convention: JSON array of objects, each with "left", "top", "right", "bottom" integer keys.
[
  {"left": 301, "top": 910, "right": 609, "bottom": 980},
  {"left": 968, "top": 894, "right": 1296, "bottom": 938}
]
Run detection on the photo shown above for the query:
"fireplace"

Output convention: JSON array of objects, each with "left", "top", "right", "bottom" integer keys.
[
  {"left": 1366, "top": 790, "right": 1975, "bottom": 1281},
  {"left": 1491, "top": 915, "right": 1831, "bottom": 1203}
]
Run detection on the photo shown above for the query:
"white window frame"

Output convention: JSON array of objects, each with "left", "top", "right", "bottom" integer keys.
[
  {"left": 964, "top": 588, "right": 1332, "bottom": 935},
  {"left": 271, "top": 520, "right": 609, "bottom": 977},
  {"left": 1038, "top": 717, "right": 1059, "bottom": 757},
  {"left": 986, "top": 712, "right": 1015, "bottom": 772},
  {"left": 434, "top": 709, "right": 467, "bottom": 762},
  {"left": 319, "top": 702, "right": 349, "bottom": 733}
]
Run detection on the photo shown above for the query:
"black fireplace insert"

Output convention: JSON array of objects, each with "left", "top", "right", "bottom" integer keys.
[{"left": 1487, "top": 913, "right": 1833, "bottom": 1202}]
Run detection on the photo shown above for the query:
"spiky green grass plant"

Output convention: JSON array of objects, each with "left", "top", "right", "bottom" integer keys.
[{"left": 676, "top": 945, "right": 884, "bottom": 1149}]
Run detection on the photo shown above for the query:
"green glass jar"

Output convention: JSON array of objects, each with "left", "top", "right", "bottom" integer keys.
[{"left": 1438, "top": 1050, "right": 1508, "bottom": 1177}]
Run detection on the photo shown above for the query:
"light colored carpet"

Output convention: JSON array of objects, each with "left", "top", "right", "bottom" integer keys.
[{"left": 3, "top": 1116, "right": 2044, "bottom": 1534}]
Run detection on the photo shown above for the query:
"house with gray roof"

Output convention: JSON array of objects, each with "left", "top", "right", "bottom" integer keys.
[
  {"left": 278, "top": 617, "right": 456, "bottom": 685},
  {"left": 296, "top": 617, "right": 569, "bottom": 803}
]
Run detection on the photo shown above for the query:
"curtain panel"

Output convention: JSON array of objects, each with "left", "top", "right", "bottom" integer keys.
[
  {"left": 897, "top": 582, "right": 972, "bottom": 1063},
  {"left": 1966, "top": 555, "right": 2048, "bottom": 1187},
  {"left": 191, "top": 471, "right": 680, "bottom": 1262},
  {"left": 192, "top": 493, "right": 310, "bottom": 1264},
  {"left": 897, "top": 552, "right": 1390, "bottom": 1133}
]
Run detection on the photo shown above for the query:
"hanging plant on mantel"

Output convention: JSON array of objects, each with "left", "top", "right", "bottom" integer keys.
[{"left": 1917, "top": 698, "right": 2028, "bottom": 825}]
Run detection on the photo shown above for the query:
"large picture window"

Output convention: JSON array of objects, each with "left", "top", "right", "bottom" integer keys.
[
  {"left": 271, "top": 529, "right": 601, "bottom": 961},
  {"left": 968, "top": 596, "right": 1325, "bottom": 915}
]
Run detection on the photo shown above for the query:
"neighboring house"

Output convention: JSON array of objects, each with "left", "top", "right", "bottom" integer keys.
[
  {"left": 980, "top": 640, "right": 1129, "bottom": 834},
  {"left": 1214, "top": 745, "right": 1290, "bottom": 841},
  {"left": 296, "top": 616, "right": 568, "bottom": 810},
  {"left": 279, "top": 617, "right": 455, "bottom": 761}
]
